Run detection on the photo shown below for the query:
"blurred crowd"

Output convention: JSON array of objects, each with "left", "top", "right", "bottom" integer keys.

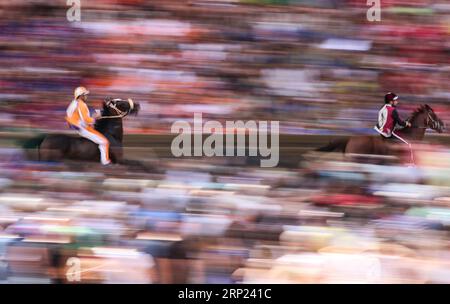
[
  {"left": 0, "top": 0, "right": 449, "bottom": 135},
  {"left": 1, "top": 144, "right": 450, "bottom": 283}
]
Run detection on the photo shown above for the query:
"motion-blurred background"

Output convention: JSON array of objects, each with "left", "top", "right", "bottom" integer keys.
[{"left": 0, "top": 0, "right": 450, "bottom": 283}]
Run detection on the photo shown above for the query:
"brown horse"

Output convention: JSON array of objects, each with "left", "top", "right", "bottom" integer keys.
[{"left": 317, "top": 104, "right": 445, "bottom": 163}]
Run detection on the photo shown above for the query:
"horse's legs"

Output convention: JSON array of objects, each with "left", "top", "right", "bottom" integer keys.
[
  {"left": 344, "top": 136, "right": 374, "bottom": 155},
  {"left": 388, "top": 143, "right": 414, "bottom": 165},
  {"left": 39, "top": 137, "right": 65, "bottom": 162},
  {"left": 345, "top": 136, "right": 394, "bottom": 164},
  {"left": 109, "top": 145, "right": 160, "bottom": 173},
  {"left": 106, "top": 137, "right": 123, "bottom": 164}
]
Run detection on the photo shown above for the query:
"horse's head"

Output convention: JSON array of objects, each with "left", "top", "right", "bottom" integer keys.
[
  {"left": 410, "top": 104, "right": 445, "bottom": 133},
  {"left": 103, "top": 97, "right": 140, "bottom": 118}
]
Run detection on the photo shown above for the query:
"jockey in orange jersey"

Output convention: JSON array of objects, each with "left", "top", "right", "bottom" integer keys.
[{"left": 65, "top": 86, "right": 111, "bottom": 165}]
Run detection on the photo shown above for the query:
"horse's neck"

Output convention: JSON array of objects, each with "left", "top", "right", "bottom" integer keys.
[
  {"left": 396, "top": 113, "right": 426, "bottom": 141},
  {"left": 95, "top": 119, "right": 123, "bottom": 143}
]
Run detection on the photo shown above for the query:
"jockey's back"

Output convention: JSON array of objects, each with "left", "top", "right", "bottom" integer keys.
[
  {"left": 65, "top": 99, "right": 94, "bottom": 128},
  {"left": 375, "top": 103, "right": 396, "bottom": 137}
]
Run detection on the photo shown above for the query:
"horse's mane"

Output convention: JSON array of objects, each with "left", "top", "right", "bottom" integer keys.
[
  {"left": 408, "top": 104, "right": 431, "bottom": 121},
  {"left": 102, "top": 100, "right": 109, "bottom": 113}
]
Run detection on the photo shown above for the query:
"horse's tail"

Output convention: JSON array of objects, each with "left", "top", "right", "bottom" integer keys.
[
  {"left": 316, "top": 137, "right": 348, "bottom": 153},
  {"left": 19, "top": 134, "right": 46, "bottom": 150},
  {"left": 18, "top": 134, "right": 46, "bottom": 161}
]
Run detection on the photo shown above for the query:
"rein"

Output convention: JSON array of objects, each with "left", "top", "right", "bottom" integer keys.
[{"left": 98, "top": 113, "right": 127, "bottom": 119}]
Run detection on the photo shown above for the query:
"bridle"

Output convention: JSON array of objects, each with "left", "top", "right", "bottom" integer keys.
[
  {"left": 426, "top": 112, "right": 441, "bottom": 130},
  {"left": 409, "top": 109, "right": 440, "bottom": 130},
  {"left": 98, "top": 98, "right": 134, "bottom": 119}
]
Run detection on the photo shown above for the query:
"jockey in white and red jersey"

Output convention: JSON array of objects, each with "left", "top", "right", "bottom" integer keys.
[
  {"left": 374, "top": 92, "right": 414, "bottom": 165},
  {"left": 374, "top": 92, "right": 411, "bottom": 141}
]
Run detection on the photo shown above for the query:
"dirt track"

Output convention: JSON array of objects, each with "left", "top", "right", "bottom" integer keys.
[{"left": 4, "top": 132, "right": 450, "bottom": 167}]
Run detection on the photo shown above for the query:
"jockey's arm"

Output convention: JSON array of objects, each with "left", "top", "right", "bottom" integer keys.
[
  {"left": 392, "top": 109, "right": 410, "bottom": 127},
  {"left": 80, "top": 102, "right": 95, "bottom": 125}
]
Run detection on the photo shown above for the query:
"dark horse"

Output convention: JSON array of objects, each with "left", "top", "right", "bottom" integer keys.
[
  {"left": 24, "top": 97, "right": 154, "bottom": 171},
  {"left": 317, "top": 104, "right": 445, "bottom": 162}
]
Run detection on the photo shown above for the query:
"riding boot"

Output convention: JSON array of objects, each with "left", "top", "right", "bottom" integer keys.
[{"left": 99, "top": 144, "right": 111, "bottom": 165}]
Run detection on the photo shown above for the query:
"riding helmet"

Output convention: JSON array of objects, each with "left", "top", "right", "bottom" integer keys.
[
  {"left": 74, "top": 86, "right": 90, "bottom": 99},
  {"left": 385, "top": 92, "right": 399, "bottom": 103}
]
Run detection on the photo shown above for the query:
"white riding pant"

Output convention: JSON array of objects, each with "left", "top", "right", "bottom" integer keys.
[{"left": 78, "top": 126, "right": 111, "bottom": 165}]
